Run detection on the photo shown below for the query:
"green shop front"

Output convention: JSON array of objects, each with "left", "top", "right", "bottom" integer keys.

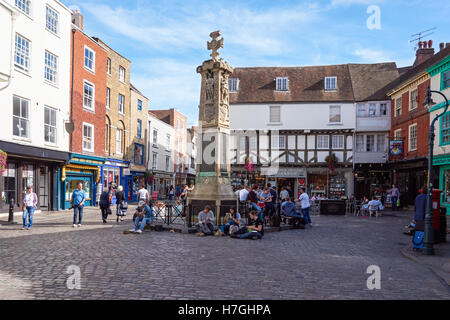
[
  {"left": 61, "top": 154, "right": 105, "bottom": 209},
  {"left": 435, "top": 154, "right": 450, "bottom": 215}
]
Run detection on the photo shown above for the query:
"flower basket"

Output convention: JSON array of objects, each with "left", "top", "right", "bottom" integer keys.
[
  {"left": 145, "top": 171, "right": 154, "bottom": 185},
  {"left": 325, "top": 153, "right": 338, "bottom": 172},
  {"left": 244, "top": 156, "right": 255, "bottom": 172},
  {"left": 0, "top": 149, "right": 7, "bottom": 174}
]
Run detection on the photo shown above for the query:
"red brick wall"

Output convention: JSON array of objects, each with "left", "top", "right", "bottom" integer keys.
[
  {"left": 70, "top": 30, "right": 107, "bottom": 156},
  {"left": 390, "top": 78, "right": 430, "bottom": 159}
]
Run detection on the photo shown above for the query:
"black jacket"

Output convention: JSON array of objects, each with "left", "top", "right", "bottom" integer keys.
[
  {"left": 99, "top": 191, "right": 110, "bottom": 208},
  {"left": 115, "top": 191, "right": 125, "bottom": 204}
]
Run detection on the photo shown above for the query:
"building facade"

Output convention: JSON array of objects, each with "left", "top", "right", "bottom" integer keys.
[
  {"left": 148, "top": 111, "right": 175, "bottom": 198},
  {"left": 229, "top": 65, "right": 357, "bottom": 199},
  {"left": 427, "top": 45, "right": 450, "bottom": 213},
  {"left": 186, "top": 126, "right": 197, "bottom": 185},
  {"left": 0, "top": 0, "right": 72, "bottom": 213},
  {"left": 93, "top": 37, "right": 131, "bottom": 203},
  {"left": 124, "top": 84, "right": 148, "bottom": 202},
  {"left": 60, "top": 11, "right": 107, "bottom": 209}
]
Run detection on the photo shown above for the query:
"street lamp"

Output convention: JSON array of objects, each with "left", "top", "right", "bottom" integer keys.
[{"left": 422, "top": 86, "right": 449, "bottom": 255}]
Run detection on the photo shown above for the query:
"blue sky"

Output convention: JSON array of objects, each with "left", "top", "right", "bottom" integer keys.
[{"left": 61, "top": 0, "right": 450, "bottom": 125}]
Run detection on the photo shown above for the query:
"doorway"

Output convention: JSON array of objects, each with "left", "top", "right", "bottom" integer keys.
[{"left": 39, "top": 166, "right": 49, "bottom": 210}]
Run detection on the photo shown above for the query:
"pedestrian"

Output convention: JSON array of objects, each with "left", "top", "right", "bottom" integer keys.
[
  {"left": 99, "top": 187, "right": 111, "bottom": 223},
  {"left": 391, "top": 184, "right": 400, "bottom": 211},
  {"left": 71, "top": 182, "right": 86, "bottom": 227},
  {"left": 168, "top": 185, "right": 175, "bottom": 200},
  {"left": 137, "top": 184, "right": 149, "bottom": 204},
  {"left": 22, "top": 185, "right": 37, "bottom": 230},
  {"left": 239, "top": 185, "right": 249, "bottom": 202},
  {"left": 231, "top": 210, "right": 263, "bottom": 240},
  {"left": 115, "top": 185, "right": 126, "bottom": 222},
  {"left": 299, "top": 188, "right": 312, "bottom": 227},
  {"left": 129, "top": 200, "right": 154, "bottom": 234},
  {"left": 413, "top": 186, "right": 427, "bottom": 223},
  {"left": 195, "top": 205, "right": 215, "bottom": 237},
  {"left": 280, "top": 187, "right": 289, "bottom": 203},
  {"left": 180, "top": 184, "right": 189, "bottom": 202},
  {"left": 260, "top": 187, "right": 274, "bottom": 223}
]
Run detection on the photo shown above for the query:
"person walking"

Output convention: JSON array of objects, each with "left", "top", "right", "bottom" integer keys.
[
  {"left": 391, "top": 184, "right": 400, "bottom": 211},
  {"left": 115, "top": 185, "right": 126, "bottom": 222},
  {"left": 299, "top": 188, "right": 311, "bottom": 227},
  {"left": 168, "top": 185, "right": 175, "bottom": 200},
  {"left": 22, "top": 186, "right": 37, "bottom": 230},
  {"left": 137, "top": 184, "right": 149, "bottom": 204},
  {"left": 99, "top": 187, "right": 111, "bottom": 223},
  {"left": 71, "top": 182, "right": 86, "bottom": 227}
]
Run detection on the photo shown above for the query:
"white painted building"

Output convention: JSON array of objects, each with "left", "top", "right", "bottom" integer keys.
[
  {"left": 0, "top": 0, "right": 72, "bottom": 212},
  {"left": 186, "top": 126, "right": 197, "bottom": 184},
  {"left": 148, "top": 111, "right": 175, "bottom": 197}
]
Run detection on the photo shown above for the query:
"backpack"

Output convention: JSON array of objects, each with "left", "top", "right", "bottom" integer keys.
[{"left": 412, "top": 230, "right": 424, "bottom": 250}]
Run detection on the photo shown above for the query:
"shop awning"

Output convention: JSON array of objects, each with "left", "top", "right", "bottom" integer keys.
[{"left": 63, "top": 164, "right": 101, "bottom": 183}]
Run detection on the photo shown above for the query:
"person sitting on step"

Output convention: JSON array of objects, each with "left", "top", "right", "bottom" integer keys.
[
  {"left": 215, "top": 207, "right": 242, "bottom": 236},
  {"left": 129, "top": 200, "right": 154, "bottom": 234},
  {"left": 231, "top": 210, "right": 264, "bottom": 240},
  {"left": 196, "top": 205, "right": 215, "bottom": 237}
]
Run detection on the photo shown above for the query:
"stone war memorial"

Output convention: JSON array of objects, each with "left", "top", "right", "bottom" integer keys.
[{"left": 187, "top": 30, "right": 236, "bottom": 224}]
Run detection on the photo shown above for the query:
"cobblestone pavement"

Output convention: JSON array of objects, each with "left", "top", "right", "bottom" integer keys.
[{"left": 0, "top": 207, "right": 449, "bottom": 300}]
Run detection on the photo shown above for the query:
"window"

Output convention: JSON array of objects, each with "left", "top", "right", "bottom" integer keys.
[
  {"left": 84, "top": 46, "right": 95, "bottom": 72},
  {"left": 107, "top": 58, "right": 111, "bottom": 75},
  {"left": 317, "top": 135, "right": 329, "bottom": 149},
  {"left": 166, "top": 156, "right": 170, "bottom": 171},
  {"left": 394, "top": 129, "right": 402, "bottom": 140},
  {"left": 380, "top": 103, "right": 387, "bottom": 116},
  {"left": 119, "top": 66, "right": 125, "bottom": 82},
  {"left": 239, "top": 136, "right": 246, "bottom": 150},
  {"left": 15, "top": 0, "right": 30, "bottom": 15},
  {"left": 275, "top": 77, "right": 288, "bottom": 91},
  {"left": 137, "top": 119, "right": 142, "bottom": 139},
  {"left": 410, "top": 89, "right": 418, "bottom": 110},
  {"left": 152, "top": 152, "right": 157, "bottom": 170},
  {"left": 324, "top": 76, "right": 337, "bottom": 91},
  {"left": 329, "top": 105, "right": 341, "bottom": 123},
  {"left": 44, "top": 107, "right": 57, "bottom": 144},
  {"left": 83, "top": 81, "right": 94, "bottom": 111},
  {"left": 82, "top": 123, "right": 94, "bottom": 152},
  {"left": 409, "top": 124, "right": 418, "bottom": 151},
  {"left": 15, "top": 34, "right": 30, "bottom": 72},
  {"left": 279, "top": 136, "right": 286, "bottom": 149},
  {"left": 332, "top": 135, "right": 344, "bottom": 149},
  {"left": 106, "top": 88, "right": 110, "bottom": 108},
  {"left": 377, "top": 134, "right": 386, "bottom": 152},
  {"left": 118, "top": 94, "right": 124, "bottom": 114},
  {"left": 46, "top": 6, "right": 58, "bottom": 34},
  {"left": 44, "top": 51, "right": 57, "bottom": 84},
  {"left": 442, "top": 70, "right": 450, "bottom": 90},
  {"left": 229, "top": 78, "right": 239, "bottom": 92},
  {"left": 269, "top": 106, "right": 281, "bottom": 123},
  {"left": 395, "top": 98, "right": 402, "bottom": 117},
  {"left": 13, "top": 95, "right": 29, "bottom": 138},
  {"left": 441, "top": 113, "right": 450, "bottom": 145},
  {"left": 357, "top": 104, "right": 366, "bottom": 117},
  {"left": 249, "top": 136, "right": 257, "bottom": 150},
  {"left": 116, "top": 129, "right": 123, "bottom": 154},
  {"left": 356, "top": 135, "right": 364, "bottom": 152},
  {"left": 166, "top": 134, "right": 171, "bottom": 151},
  {"left": 153, "top": 129, "right": 158, "bottom": 145},
  {"left": 137, "top": 99, "right": 142, "bottom": 111},
  {"left": 369, "top": 103, "right": 376, "bottom": 117},
  {"left": 366, "top": 135, "right": 375, "bottom": 152},
  {"left": 134, "top": 144, "right": 144, "bottom": 165}
]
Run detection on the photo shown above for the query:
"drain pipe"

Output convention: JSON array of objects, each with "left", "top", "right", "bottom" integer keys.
[{"left": 0, "top": 9, "right": 17, "bottom": 91}]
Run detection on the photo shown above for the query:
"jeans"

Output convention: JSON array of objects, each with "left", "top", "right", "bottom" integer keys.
[
  {"left": 392, "top": 196, "right": 398, "bottom": 211},
  {"left": 134, "top": 214, "right": 155, "bottom": 231},
  {"left": 250, "top": 202, "right": 262, "bottom": 214},
  {"left": 220, "top": 220, "right": 236, "bottom": 233},
  {"left": 196, "top": 222, "right": 215, "bottom": 235},
  {"left": 23, "top": 206, "right": 35, "bottom": 228},
  {"left": 237, "top": 231, "right": 262, "bottom": 240},
  {"left": 73, "top": 205, "right": 84, "bottom": 225},
  {"left": 169, "top": 194, "right": 174, "bottom": 200},
  {"left": 302, "top": 207, "right": 311, "bottom": 224}
]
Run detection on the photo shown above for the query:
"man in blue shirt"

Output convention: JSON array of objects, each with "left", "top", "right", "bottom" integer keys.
[
  {"left": 130, "top": 200, "right": 154, "bottom": 234},
  {"left": 71, "top": 182, "right": 86, "bottom": 227}
]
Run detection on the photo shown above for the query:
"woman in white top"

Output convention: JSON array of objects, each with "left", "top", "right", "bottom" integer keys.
[{"left": 22, "top": 186, "right": 37, "bottom": 230}]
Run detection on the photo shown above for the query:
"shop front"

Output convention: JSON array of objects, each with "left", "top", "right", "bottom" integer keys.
[
  {"left": 150, "top": 171, "right": 175, "bottom": 199},
  {"left": 261, "top": 167, "right": 307, "bottom": 199},
  {"left": 306, "top": 167, "right": 353, "bottom": 199},
  {"left": 61, "top": 154, "right": 104, "bottom": 210},
  {"left": 123, "top": 169, "right": 146, "bottom": 203},
  {"left": 434, "top": 154, "right": 450, "bottom": 215},
  {"left": 102, "top": 158, "right": 130, "bottom": 205},
  {"left": 354, "top": 163, "right": 391, "bottom": 200},
  {"left": 0, "top": 141, "right": 69, "bottom": 213}
]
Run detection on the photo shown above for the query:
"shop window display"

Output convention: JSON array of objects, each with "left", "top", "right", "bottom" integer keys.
[{"left": 2, "top": 163, "right": 16, "bottom": 206}]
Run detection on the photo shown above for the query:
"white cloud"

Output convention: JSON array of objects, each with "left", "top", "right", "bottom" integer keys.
[{"left": 353, "top": 48, "right": 392, "bottom": 62}]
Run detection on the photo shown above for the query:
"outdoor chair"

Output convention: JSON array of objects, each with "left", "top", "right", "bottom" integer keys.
[{"left": 368, "top": 205, "right": 381, "bottom": 218}]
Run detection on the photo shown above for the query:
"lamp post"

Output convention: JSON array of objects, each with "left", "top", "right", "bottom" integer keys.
[{"left": 423, "top": 86, "right": 449, "bottom": 255}]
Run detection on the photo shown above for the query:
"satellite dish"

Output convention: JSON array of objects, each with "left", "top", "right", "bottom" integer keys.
[{"left": 65, "top": 122, "right": 75, "bottom": 134}]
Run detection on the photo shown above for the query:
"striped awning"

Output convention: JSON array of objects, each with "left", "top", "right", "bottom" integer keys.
[{"left": 62, "top": 164, "right": 101, "bottom": 183}]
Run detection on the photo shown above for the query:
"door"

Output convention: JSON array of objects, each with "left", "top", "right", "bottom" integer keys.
[
  {"left": 39, "top": 166, "right": 49, "bottom": 210},
  {"left": 64, "top": 176, "right": 93, "bottom": 208}
]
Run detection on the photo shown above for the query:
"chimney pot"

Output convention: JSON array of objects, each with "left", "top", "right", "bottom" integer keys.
[
  {"left": 428, "top": 40, "right": 433, "bottom": 48},
  {"left": 440, "top": 42, "right": 445, "bottom": 51},
  {"left": 419, "top": 41, "right": 423, "bottom": 48},
  {"left": 446, "top": 43, "right": 450, "bottom": 48}
]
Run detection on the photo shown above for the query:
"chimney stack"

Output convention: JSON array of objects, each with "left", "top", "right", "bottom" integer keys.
[
  {"left": 71, "top": 10, "right": 83, "bottom": 30},
  {"left": 413, "top": 39, "right": 435, "bottom": 67},
  {"left": 440, "top": 42, "right": 445, "bottom": 51}
]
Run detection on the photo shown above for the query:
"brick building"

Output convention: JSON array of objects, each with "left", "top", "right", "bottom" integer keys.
[
  {"left": 93, "top": 37, "right": 131, "bottom": 202},
  {"left": 61, "top": 11, "right": 107, "bottom": 209}
]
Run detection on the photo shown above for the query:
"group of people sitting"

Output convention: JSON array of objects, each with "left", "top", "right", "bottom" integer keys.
[{"left": 195, "top": 206, "right": 264, "bottom": 240}]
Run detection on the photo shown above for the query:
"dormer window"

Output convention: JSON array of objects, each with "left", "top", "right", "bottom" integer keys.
[
  {"left": 324, "top": 76, "right": 337, "bottom": 91},
  {"left": 275, "top": 77, "right": 289, "bottom": 91},
  {"left": 229, "top": 78, "right": 239, "bottom": 92}
]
